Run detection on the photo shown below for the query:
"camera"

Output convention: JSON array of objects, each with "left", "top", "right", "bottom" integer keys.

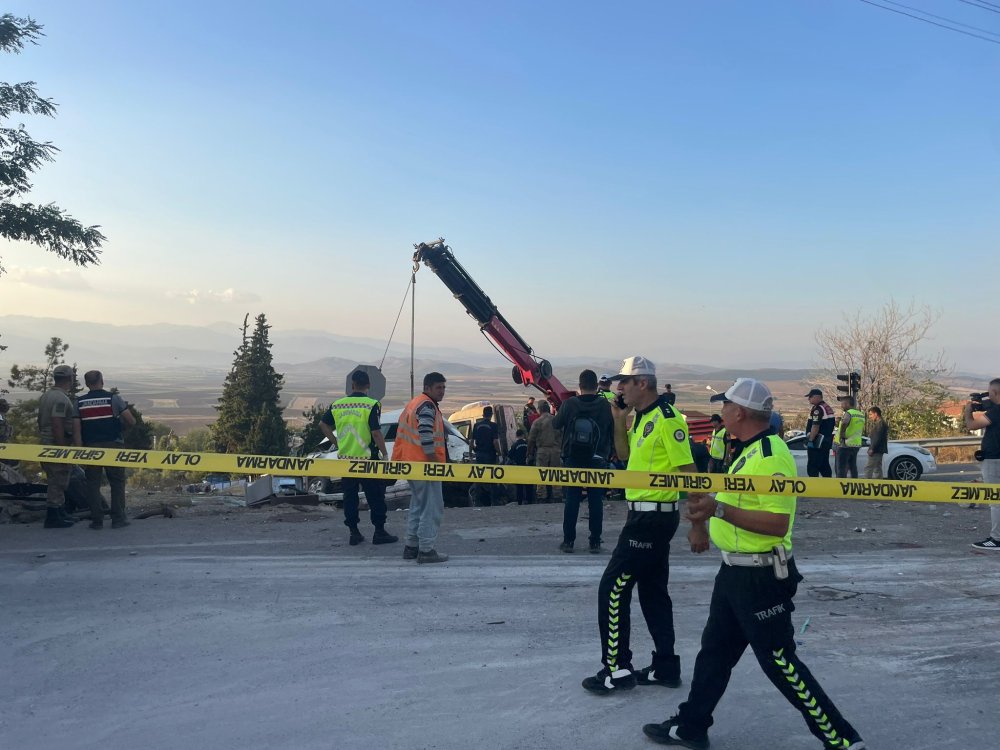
[{"left": 970, "top": 392, "right": 992, "bottom": 413}]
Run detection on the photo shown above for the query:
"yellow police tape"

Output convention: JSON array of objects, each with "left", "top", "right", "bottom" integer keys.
[{"left": 1, "top": 442, "right": 997, "bottom": 505}]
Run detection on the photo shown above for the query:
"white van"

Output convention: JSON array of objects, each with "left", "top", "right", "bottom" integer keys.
[{"left": 447, "top": 401, "right": 518, "bottom": 456}]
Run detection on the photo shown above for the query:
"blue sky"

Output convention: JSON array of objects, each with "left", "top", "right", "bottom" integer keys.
[{"left": 2, "top": 0, "right": 999, "bottom": 371}]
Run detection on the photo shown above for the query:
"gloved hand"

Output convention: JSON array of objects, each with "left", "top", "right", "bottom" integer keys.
[{"left": 806, "top": 441, "right": 816, "bottom": 450}]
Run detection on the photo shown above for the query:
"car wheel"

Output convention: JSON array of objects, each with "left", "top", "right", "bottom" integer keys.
[
  {"left": 308, "top": 477, "right": 334, "bottom": 494},
  {"left": 888, "top": 457, "right": 922, "bottom": 481}
]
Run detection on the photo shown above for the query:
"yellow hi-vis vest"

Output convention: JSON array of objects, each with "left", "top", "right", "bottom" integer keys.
[
  {"left": 709, "top": 427, "right": 727, "bottom": 460},
  {"left": 843, "top": 408, "right": 865, "bottom": 447},
  {"left": 625, "top": 398, "right": 693, "bottom": 502},
  {"left": 710, "top": 433, "right": 796, "bottom": 553},
  {"left": 329, "top": 395, "right": 378, "bottom": 458}
]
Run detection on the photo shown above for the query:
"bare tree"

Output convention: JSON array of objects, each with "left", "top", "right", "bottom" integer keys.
[{"left": 814, "top": 300, "right": 953, "bottom": 437}]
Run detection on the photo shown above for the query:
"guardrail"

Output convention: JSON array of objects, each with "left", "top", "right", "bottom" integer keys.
[{"left": 905, "top": 436, "right": 979, "bottom": 448}]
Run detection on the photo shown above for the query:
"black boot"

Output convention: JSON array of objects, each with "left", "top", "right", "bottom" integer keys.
[
  {"left": 57, "top": 506, "right": 77, "bottom": 524},
  {"left": 348, "top": 526, "right": 364, "bottom": 546},
  {"left": 372, "top": 527, "right": 398, "bottom": 544},
  {"left": 44, "top": 507, "right": 74, "bottom": 528}
]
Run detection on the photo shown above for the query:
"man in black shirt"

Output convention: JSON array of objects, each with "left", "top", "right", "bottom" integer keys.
[
  {"left": 804, "top": 388, "right": 835, "bottom": 478},
  {"left": 552, "top": 369, "right": 614, "bottom": 553},
  {"left": 964, "top": 379, "right": 1000, "bottom": 551},
  {"left": 663, "top": 384, "right": 676, "bottom": 406},
  {"left": 472, "top": 406, "right": 503, "bottom": 506}
]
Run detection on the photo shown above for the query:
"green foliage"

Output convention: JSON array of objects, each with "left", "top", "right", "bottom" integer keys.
[
  {"left": 3, "top": 397, "right": 37, "bottom": 443},
  {"left": 1, "top": 14, "right": 105, "bottom": 275},
  {"left": 298, "top": 403, "right": 330, "bottom": 455},
  {"left": 123, "top": 409, "right": 172, "bottom": 451},
  {"left": 885, "top": 380, "right": 956, "bottom": 439},
  {"left": 211, "top": 313, "right": 288, "bottom": 455},
  {"left": 178, "top": 427, "right": 213, "bottom": 453},
  {"left": 8, "top": 336, "right": 72, "bottom": 393}
]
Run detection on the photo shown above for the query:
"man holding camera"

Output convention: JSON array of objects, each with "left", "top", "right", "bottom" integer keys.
[{"left": 964, "top": 379, "right": 1000, "bottom": 551}]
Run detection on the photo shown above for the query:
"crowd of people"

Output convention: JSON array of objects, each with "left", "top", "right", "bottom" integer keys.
[{"left": 4, "top": 366, "right": 136, "bottom": 530}]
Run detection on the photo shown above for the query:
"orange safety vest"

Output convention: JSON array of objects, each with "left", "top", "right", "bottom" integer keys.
[{"left": 392, "top": 393, "right": 447, "bottom": 463}]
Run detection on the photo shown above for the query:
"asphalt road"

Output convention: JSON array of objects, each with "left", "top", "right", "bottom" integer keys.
[{"left": 2, "top": 497, "right": 998, "bottom": 750}]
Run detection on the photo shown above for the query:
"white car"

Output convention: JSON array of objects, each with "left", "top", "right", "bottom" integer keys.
[
  {"left": 298, "top": 408, "right": 471, "bottom": 495},
  {"left": 784, "top": 434, "right": 936, "bottom": 481}
]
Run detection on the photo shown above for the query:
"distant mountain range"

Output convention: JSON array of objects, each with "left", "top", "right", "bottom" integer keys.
[
  {"left": 2, "top": 315, "right": 991, "bottom": 390},
  {"left": 0, "top": 315, "right": 817, "bottom": 380}
]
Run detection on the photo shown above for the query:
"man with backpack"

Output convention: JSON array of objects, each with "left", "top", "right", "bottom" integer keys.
[{"left": 553, "top": 370, "right": 614, "bottom": 553}]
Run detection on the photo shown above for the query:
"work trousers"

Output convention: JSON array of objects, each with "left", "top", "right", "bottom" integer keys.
[
  {"left": 514, "top": 482, "right": 535, "bottom": 504},
  {"left": 84, "top": 441, "right": 128, "bottom": 522},
  {"left": 863, "top": 452, "right": 885, "bottom": 479},
  {"left": 597, "top": 510, "right": 680, "bottom": 678},
  {"left": 41, "top": 462, "right": 71, "bottom": 509},
  {"left": 534, "top": 448, "right": 561, "bottom": 500},
  {"left": 677, "top": 561, "right": 862, "bottom": 748},
  {"left": 562, "top": 485, "right": 605, "bottom": 546},
  {"left": 983, "top": 459, "right": 1000, "bottom": 539},
  {"left": 835, "top": 446, "right": 860, "bottom": 479},
  {"left": 405, "top": 480, "right": 444, "bottom": 551},
  {"left": 473, "top": 453, "right": 504, "bottom": 506},
  {"left": 342, "top": 476, "right": 388, "bottom": 528},
  {"left": 806, "top": 446, "right": 832, "bottom": 478}
]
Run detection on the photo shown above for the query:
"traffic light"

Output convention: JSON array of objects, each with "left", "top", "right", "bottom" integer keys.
[
  {"left": 836, "top": 373, "right": 851, "bottom": 396},
  {"left": 850, "top": 372, "right": 861, "bottom": 399}
]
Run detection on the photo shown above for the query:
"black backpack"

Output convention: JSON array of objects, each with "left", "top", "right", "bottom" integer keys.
[{"left": 568, "top": 415, "right": 600, "bottom": 463}]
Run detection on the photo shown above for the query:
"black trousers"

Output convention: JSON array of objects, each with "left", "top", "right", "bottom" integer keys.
[
  {"left": 806, "top": 446, "right": 832, "bottom": 477},
  {"left": 596, "top": 510, "right": 680, "bottom": 678},
  {"left": 836, "top": 447, "right": 860, "bottom": 479},
  {"left": 342, "top": 476, "right": 388, "bottom": 528},
  {"left": 677, "top": 561, "right": 862, "bottom": 748}
]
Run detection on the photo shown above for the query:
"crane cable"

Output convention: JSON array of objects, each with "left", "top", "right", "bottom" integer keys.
[{"left": 378, "top": 270, "right": 415, "bottom": 371}]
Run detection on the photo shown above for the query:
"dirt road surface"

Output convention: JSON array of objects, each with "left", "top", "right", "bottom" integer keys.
[{"left": 2, "top": 493, "right": 997, "bottom": 749}]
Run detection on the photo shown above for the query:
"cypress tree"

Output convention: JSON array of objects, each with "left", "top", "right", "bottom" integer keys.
[{"left": 212, "top": 314, "right": 288, "bottom": 455}]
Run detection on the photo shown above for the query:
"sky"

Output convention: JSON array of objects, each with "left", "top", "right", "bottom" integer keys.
[{"left": 2, "top": 0, "right": 999, "bottom": 372}]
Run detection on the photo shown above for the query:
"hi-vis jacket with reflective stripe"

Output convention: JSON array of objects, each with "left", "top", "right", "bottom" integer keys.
[
  {"left": 329, "top": 395, "right": 378, "bottom": 458},
  {"left": 392, "top": 393, "right": 447, "bottom": 463},
  {"left": 709, "top": 427, "right": 727, "bottom": 460},
  {"left": 843, "top": 408, "right": 865, "bottom": 447}
]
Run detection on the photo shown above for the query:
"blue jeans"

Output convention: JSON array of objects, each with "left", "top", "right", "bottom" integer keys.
[{"left": 562, "top": 484, "right": 605, "bottom": 546}]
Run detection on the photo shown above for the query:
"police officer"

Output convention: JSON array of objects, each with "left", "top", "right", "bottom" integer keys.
[
  {"left": 321, "top": 370, "right": 397, "bottom": 546},
  {"left": 707, "top": 414, "right": 727, "bottom": 473},
  {"left": 36, "top": 364, "right": 79, "bottom": 528},
  {"left": 643, "top": 378, "right": 865, "bottom": 750},
  {"left": 836, "top": 396, "right": 865, "bottom": 479},
  {"left": 805, "top": 388, "right": 835, "bottom": 478},
  {"left": 598, "top": 374, "right": 616, "bottom": 401},
  {"left": 582, "top": 356, "right": 700, "bottom": 694},
  {"left": 77, "top": 370, "right": 136, "bottom": 529}
]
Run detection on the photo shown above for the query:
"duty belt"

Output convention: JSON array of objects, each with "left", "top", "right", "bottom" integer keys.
[
  {"left": 721, "top": 550, "right": 780, "bottom": 567},
  {"left": 627, "top": 501, "right": 677, "bottom": 512}
]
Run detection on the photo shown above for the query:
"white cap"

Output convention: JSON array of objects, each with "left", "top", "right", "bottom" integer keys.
[
  {"left": 709, "top": 377, "right": 774, "bottom": 411},
  {"left": 598, "top": 373, "right": 613, "bottom": 383},
  {"left": 611, "top": 356, "right": 656, "bottom": 380}
]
